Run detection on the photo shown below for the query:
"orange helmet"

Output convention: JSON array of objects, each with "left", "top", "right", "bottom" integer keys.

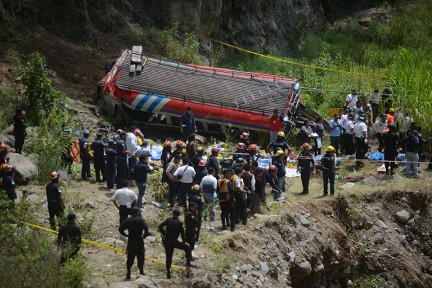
[
  {"left": 198, "top": 159, "right": 206, "bottom": 167},
  {"left": 301, "top": 143, "right": 312, "bottom": 150},
  {"left": 248, "top": 144, "right": 257, "bottom": 151},
  {"left": 3, "top": 164, "right": 14, "bottom": 172},
  {"left": 175, "top": 140, "right": 184, "bottom": 147},
  {"left": 191, "top": 184, "right": 200, "bottom": 192},
  {"left": 50, "top": 171, "right": 59, "bottom": 180}
]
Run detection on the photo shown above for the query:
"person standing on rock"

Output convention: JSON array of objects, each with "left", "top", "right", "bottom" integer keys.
[
  {"left": 111, "top": 180, "right": 137, "bottom": 225},
  {"left": 321, "top": 146, "right": 336, "bottom": 197},
  {"left": 1, "top": 164, "right": 17, "bottom": 203},
  {"left": 92, "top": 132, "right": 106, "bottom": 182},
  {"left": 79, "top": 130, "right": 91, "bottom": 180},
  {"left": 106, "top": 139, "right": 117, "bottom": 189},
  {"left": 58, "top": 212, "right": 82, "bottom": 264},
  {"left": 118, "top": 207, "right": 150, "bottom": 280},
  {"left": 116, "top": 132, "right": 130, "bottom": 189},
  {"left": 46, "top": 171, "right": 65, "bottom": 230},
  {"left": 218, "top": 169, "right": 235, "bottom": 231},
  {"left": 297, "top": 143, "right": 315, "bottom": 195},
  {"left": 134, "top": 156, "right": 153, "bottom": 211},
  {"left": 13, "top": 108, "right": 27, "bottom": 154},
  {"left": 159, "top": 208, "right": 193, "bottom": 279}
]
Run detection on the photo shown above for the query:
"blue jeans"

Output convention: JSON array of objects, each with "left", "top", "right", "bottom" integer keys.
[
  {"left": 405, "top": 152, "right": 419, "bottom": 177},
  {"left": 135, "top": 182, "right": 147, "bottom": 208},
  {"left": 203, "top": 192, "right": 215, "bottom": 221},
  {"left": 323, "top": 170, "right": 335, "bottom": 195},
  {"left": 277, "top": 176, "right": 285, "bottom": 193}
]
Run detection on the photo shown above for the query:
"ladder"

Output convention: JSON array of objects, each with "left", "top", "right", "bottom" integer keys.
[{"left": 283, "top": 91, "right": 301, "bottom": 137}]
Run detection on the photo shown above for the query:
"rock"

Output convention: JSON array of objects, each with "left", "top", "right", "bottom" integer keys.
[
  {"left": 300, "top": 215, "right": 310, "bottom": 227},
  {"left": 341, "top": 182, "right": 355, "bottom": 189},
  {"left": 427, "top": 266, "right": 432, "bottom": 275},
  {"left": 395, "top": 209, "right": 411, "bottom": 224},
  {"left": 298, "top": 261, "right": 312, "bottom": 277},
  {"left": 252, "top": 271, "right": 265, "bottom": 282},
  {"left": 144, "top": 236, "right": 156, "bottom": 244},
  {"left": 8, "top": 152, "right": 37, "bottom": 184},
  {"left": 241, "top": 264, "right": 252, "bottom": 272},
  {"left": 260, "top": 261, "right": 270, "bottom": 274},
  {"left": 84, "top": 202, "right": 95, "bottom": 209},
  {"left": 363, "top": 176, "right": 378, "bottom": 185},
  {"left": 314, "top": 262, "right": 324, "bottom": 272},
  {"left": 374, "top": 220, "right": 388, "bottom": 230},
  {"left": 399, "top": 235, "right": 407, "bottom": 245},
  {"left": 365, "top": 221, "right": 374, "bottom": 229},
  {"left": 0, "top": 134, "right": 14, "bottom": 147},
  {"left": 232, "top": 274, "right": 238, "bottom": 281},
  {"left": 151, "top": 201, "right": 161, "bottom": 208},
  {"left": 288, "top": 251, "right": 296, "bottom": 262}
]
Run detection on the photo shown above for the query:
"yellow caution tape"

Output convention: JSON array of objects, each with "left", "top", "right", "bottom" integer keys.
[
  {"left": 19, "top": 221, "right": 182, "bottom": 269},
  {"left": 211, "top": 38, "right": 386, "bottom": 79}
]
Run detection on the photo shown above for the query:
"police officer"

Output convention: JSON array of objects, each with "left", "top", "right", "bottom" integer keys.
[
  {"left": 13, "top": 108, "right": 27, "bottom": 154},
  {"left": 116, "top": 132, "right": 130, "bottom": 189},
  {"left": 297, "top": 143, "right": 315, "bottom": 195},
  {"left": 272, "top": 150, "right": 286, "bottom": 194},
  {"left": 188, "top": 184, "right": 204, "bottom": 242},
  {"left": 1, "top": 164, "right": 17, "bottom": 202},
  {"left": 185, "top": 202, "right": 199, "bottom": 252},
  {"left": 58, "top": 212, "right": 82, "bottom": 263},
  {"left": 119, "top": 207, "right": 150, "bottom": 280},
  {"left": 159, "top": 209, "right": 193, "bottom": 279},
  {"left": 381, "top": 124, "right": 401, "bottom": 176},
  {"left": 92, "top": 132, "right": 106, "bottom": 182},
  {"left": 79, "top": 130, "right": 91, "bottom": 180},
  {"left": 106, "top": 139, "right": 117, "bottom": 189},
  {"left": 46, "top": 171, "right": 65, "bottom": 230},
  {"left": 232, "top": 166, "right": 248, "bottom": 225},
  {"left": 217, "top": 169, "right": 235, "bottom": 231},
  {"left": 321, "top": 146, "right": 336, "bottom": 197}
]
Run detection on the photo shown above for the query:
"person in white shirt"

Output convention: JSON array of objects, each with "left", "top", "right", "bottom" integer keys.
[
  {"left": 345, "top": 89, "right": 358, "bottom": 109},
  {"left": 353, "top": 115, "right": 368, "bottom": 166},
  {"left": 371, "top": 114, "right": 388, "bottom": 139},
  {"left": 136, "top": 140, "right": 151, "bottom": 158},
  {"left": 341, "top": 114, "right": 355, "bottom": 155},
  {"left": 200, "top": 167, "right": 218, "bottom": 221},
  {"left": 173, "top": 158, "right": 196, "bottom": 207},
  {"left": 111, "top": 180, "right": 138, "bottom": 225},
  {"left": 126, "top": 126, "right": 139, "bottom": 170}
]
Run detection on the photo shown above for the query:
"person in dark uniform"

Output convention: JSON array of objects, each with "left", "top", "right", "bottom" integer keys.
[
  {"left": 160, "top": 140, "right": 172, "bottom": 183},
  {"left": 188, "top": 184, "right": 204, "bottom": 242},
  {"left": 92, "top": 132, "right": 106, "bottom": 182},
  {"left": 46, "top": 171, "right": 65, "bottom": 230},
  {"left": 58, "top": 212, "right": 82, "bottom": 264},
  {"left": 380, "top": 124, "right": 401, "bottom": 176},
  {"left": 217, "top": 169, "right": 235, "bottom": 231},
  {"left": 116, "top": 132, "right": 130, "bottom": 189},
  {"left": 272, "top": 150, "right": 286, "bottom": 194},
  {"left": 206, "top": 147, "right": 220, "bottom": 177},
  {"left": 251, "top": 167, "right": 265, "bottom": 215},
  {"left": 79, "top": 130, "right": 91, "bottom": 180},
  {"left": 180, "top": 107, "right": 197, "bottom": 143},
  {"left": 1, "top": 164, "right": 17, "bottom": 203},
  {"left": 231, "top": 166, "right": 249, "bottom": 225},
  {"left": 13, "top": 108, "right": 27, "bottom": 154},
  {"left": 118, "top": 207, "right": 150, "bottom": 280},
  {"left": 321, "top": 146, "right": 336, "bottom": 197},
  {"left": 297, "top": 143, "right": 315, "bottom": 195},
  {"left": 185, "top": 202, "right": 199, "bottom": 252},
  {"left": 134, "top": 156, "right": 153, "bottom": 211},
  {"left": 106, "top": 139, "right": 117, "bottom": 189},
  {"left": 159, "top": 209, "right": 193, "bottom": 279}
]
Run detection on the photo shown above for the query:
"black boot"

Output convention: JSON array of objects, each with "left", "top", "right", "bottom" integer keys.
[
  {"left": 167, "top": 270, "right": 171, "bottom": 279},
  {"left": 126, "top": 269, "right": 131, "bottom": 280}
]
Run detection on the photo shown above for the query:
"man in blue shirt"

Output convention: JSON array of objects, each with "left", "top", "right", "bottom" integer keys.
[
  {"left": 180, "top": 107, "right": 197, "bottom": 142},
  {"left": 329, "top": 114, "right": 342, "bottom": 156}
]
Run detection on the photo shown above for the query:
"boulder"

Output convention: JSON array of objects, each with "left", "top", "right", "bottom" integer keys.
[
  {"left": 395, "top": 209, "right": 411, "bottom": 224},
  {"left": 300, "top": 215, "right": 310, "bottom": 227},
  {"left": 374, "top": 220, "right": 388, "bottom": 230},
  {"left": 8, "top": 152, "right": 37, "bottom": 184},
  {"left": 260, "top": 261, "right": 270, "bottom": 274},
  {"left": 297, "top": 261, "right": 312, "bottom": 277}
]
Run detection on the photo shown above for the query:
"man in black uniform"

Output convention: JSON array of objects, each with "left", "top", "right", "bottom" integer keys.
[
  {"left": 119, "top": 207, "right": 150, "bottom": 280},
  {"left": 79, "top": 130, "right": 91, "bottom": 180},
  {"left": 116, "top": 132, "right": 130, "bottom": 189},
  {"left": 321, "top": 146, "right": 336, "bottom": 197},
  {"left": 92, "top": 132, "right": 106, "bottom": 182},
  {"left": 217, "top": 169, "right": 235, "bottom": 231},
  {"left": 381, "top": 124, "right": 401, "bottom": 176},
  {"left": 13, "top": 108, "right": 27, "bottom": 154},
  {"left": 159, "top": 209, "right": 192, "bottom": 279},
  {"left": 185, "top": 202, "right": 199, "bottom": 252},
  {"left": 106, "top": 139, "right": 117, "bottom": 189},
  {"left": 58, "top": 212, "right": 82, "bottom": 264},
  {"left": 297, "top": 143, "right": 315, "bottom": 195},
  {"left": 1, "top": 164, "right": 17, "bottom": 203},
  {"left": 46, "top": 171, "right": 65, "bottom": 230}
]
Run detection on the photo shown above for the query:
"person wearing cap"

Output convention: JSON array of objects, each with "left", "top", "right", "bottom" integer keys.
[
  {"left": 46, "top": 171, "right": 65, "bottom": 230},
  {"left": 118, "top": 207, "right": 150, "bottom": 279},
  {"left": 218, "top": 169, "right": 235, "bottom": 231},
  {"left": 159, "top": 209, "right": 193, "bottom": 279},
  {"left": 239, "top": 131, "right": 250, "bottom": 149},
  {"left": 200, "top": 167, "right": 218, "bottom": 222},
  {"left": 341, "top": 113, "right": 355, "bottom": 155},
  {"left": 166, "top": 152, "right": 182, "bottom": 207},
  {"left": 232, "top": 166, "right": 249, "bottom": 225},
  {"left": 181, "top": 107, "right": 197, "bottom": 143},
  {"left": 173, "top": 157, "right": 196, "bottom": 208},
  {"left": 345, "top": 89, "right": 358, "bottom": 109},
  {"left": 13, "top": 108, "right": 27, "bottom": 154},
  {"left": 267, "top": 108, "right": 284, "bottom": 143},
  {"left": 106, "top": 139, "right": 117, "bottom": 189},
  {"left": 353, "top": 115, "right": 368, "bottom": 166},
  {"left": 58, "top": 212, "right": 82, "bottom": 263},
  {"left": 370, "top": 87, "right": 380, "bottom": 122},
  {"left": 207, "top": 147, "right": 220, "bottom": 177},
  {"left": 185, "top": 202, "right": 199, "bottom": 251},
  {"left": 1, "top": 164, "right": 16, "bottom": 202},
  {"left": 329, "top": 114, "right": 342, "bottom": 156},
  {"left": 371, "top": 113, "right": 388, "bottom": 141},
  {"left": 92, "top": 132, "right": 106, "bottom": 182},
  {"left": 321, "top": 146, "right": 336, "bottom": 196},
  {"left": 126, "top": 126, "right": 139, "bottom": 171},
  {"left": 272, "top": 149, "right": 286, "bottom": 195},
  {"left": 380, "top": 124, "right": 401, "bottom": 176},
  {"left": 112, "top": 180, "right": 138, "bottom": 225},
  {"left": 116, "top": 132, "right": 131, "bottom": 189},
  {"left": 79, "top": 130, "right": 91, "bottom": 180},
  {"left": 194, "top": 158, "right": 208, "bottom": 185},
  {"left": 268, "top": 131, "right": 290, "bottom": 155},
  {"left": 297, "top": 143, "right": 314, "bottom": 195},
  {"left": 134, "top": 156, "right": 153, "bottom": 211},
  {"left": 403, "top": 130, "right": 420, "bottom": 178},
  {"left": 382, "top": 83, "right": 393, "bottom": 111}
]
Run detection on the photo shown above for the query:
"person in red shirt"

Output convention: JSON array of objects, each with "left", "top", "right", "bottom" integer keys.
[{"left": 267, "top": 108, "right": 283, "bottom": 143}]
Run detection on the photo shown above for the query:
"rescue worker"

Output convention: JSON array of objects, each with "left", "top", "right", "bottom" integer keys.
[
  {"left": 380, "top": 124, "right": 401, "bottom": 176},
  {"left": 173, "top": 157, "right": 196, "bottom": 208},
  {"left": 118, "top": 207, "right": 150, "bottom": 279},
  {"left": 180, "top": 107, "right": 197, "bottom": 143},
  {"left": 251, "top": 167, "right": 265, "bottom": 215},
  {"left": 161, "top": 140, "right": 172, "bottom": 183},
  {"left": 232, "top": 166, "right": 249, "bottom": 225},
  {"left": 272, "top": 150, "right": 286, "bottom": 194},
  {"left": 194, "top": 159, "right": 207, "bottom": 184},
  {"left": 246, "top": 144, "right": 259, "bottom": 164},
  {"left": 387, "top": 108, "right": 395, "bottom": 125},
  {"left": 188, "top": 184, "right": 204, "bottom": 242},
  {"left": 126, "top": 126, "right": 139, "bottom": 171},
  {"left": 239, "top": 131, "right": 250, "bottom": 149},
  {"left": 354, "top": 115, "right": 368, "bottom": 166},
  {"left": 46, "top": 171, "right": 65, "bottom": 230},
  {"left": 159, "top": 209, "right": 193, "bottom": 279},
  {"left": 321, "top": 146, "right": 336, "bottom": 197},
  {"left": 13, "top": 108, "right": 26, "bottom": 154},
  {"left": 79, "top": 130, "right": 91, "bottom": 180},
  {"left": 267, "top": 165, "right": 282, "bottom": 201},
  {"left": 268, "top": 131, "right": 290, "bottom": 154},
  {"left": 342, "top": 113, "right": 356, "bottom": 155},
  {"left": 218, "top": 169, "right": 235, "bottom": 231},
  {"left": 106, "top": 139, "right": 117, "bottom": 189},
  {"left": 0, "top": 142, "right": 9, "bottom": 164},
  {"left": 200, "top": 167, "right": 217, "bottom": 222},
  {"left": 1, "top": 164, "right": 16, "bottom": 202},
  {"left": 166, "top": 152, "right": 182, "bottom": 208},
  {"left": 185, "top": 202, "right": 199, "bottom": 251},
  {"left": 232, "top": 142, "right": 246, "bottom": 161},
  {"left": 191, "top": 146, "right": 204, "bottom": 169},
  {"left": 58, "top": 212, "right": 82, "bottom": 264},
  {"left": 134, "top": 156, "right": 153, "bottom": 211},
  {"left": 241, "top": 164, "right": 255, "bottom": 210},
  {"left": 186, "top": 134, "right": 197, "bottom": 162},
  {"left": 92, "top": 132, "right": 106, "bottom": 182},
  {"left": 206, "top": 147, "right": 220, "bottom": 177},
  {"left": 173, "top": 140, "right": 185, "bottom": 157},
  {"left": 111, "top": 180, "right": 137, "bottom": 225},
  {"left": 116, "top": 132, "right": 130, "bottom": 189},
  {"left": 297, "top": 143, "right": 315, "bottom": 195}
]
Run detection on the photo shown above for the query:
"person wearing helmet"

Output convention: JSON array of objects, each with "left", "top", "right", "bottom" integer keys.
[
  {"left": 188, "top": 184, "right": 204, "bottom": 237},
  {"left": 46, "top": 171, "right": 65, "bottom": 230},
  {"left": 173, "top": 140, "right": 185, "bottom": 156},
  {"left": 329, "top": 114, "right": 342, "bottom": 156},
  {"left": 246, "top": 144, "right": 259, "bottom": 164},
  {"left": 79, "top": 130, "right": 91, "bottom": 180},
  {"left": 161, "top": 140, "right": 172, "bottom": 184},
  {"left": 58, "top": 212, "right": 82, "bottom": 264},
  {"left": 2, "top": 164, "right": 16, "bottom": 202},
  {"left": 267, "top": 108, "right": 284, "bottom": 143},
  {"left": 180, "top": 107, "right": 197, "bottom": 143},
  {"left": 207, "top": 147, "right": 220, "bottom": 177},
  {"left": 106, "top": 139, "right": 117, "bottom": 189},
  {"left": 218, "top": 169, "right": 235, "bottom": 231},
  {"left": 232, "top": 166, "right": 249, "bottom": 225},
  {"left": 118, "top": 207, "right": 150, "bottom": 279},
  {"left": 173, "top": 157, "right": 196, "bottom": 208},
  {"left": 321, "top": 146, "right": 336, "bottom": 196},
  {"left": 266, "top": 164, "right": 282, "bottom": 200},
  {"left": 380, "top": 124, "right": 401, "bottom": 176},
  {"left": 92, "top": 132, "right": 106, "bottom": 182},
  {"left": 158, "top": 209, "right": 193, "bottom": 279},
  {"left": 267, "top": 131, "right": 290, "bottom": 156},
  {"left": 371, "top": 114, "right": 388, "bottom": 141},
  {"left": 194, "top": 158, "right": 208, "bottom": 184},
  {"left": 272, "top": 149, "right": 286, "bottom": 196},
  {"left": 354, "top": 115, "right": 369, "bottom": 166},
  {"left": 239, "top": 131, "right": 250, "bottom": 149},
  {"left": 387, "top": 108, "right": 395, "bottom": 126},
  {"left": 297, "top": 143, "right": 314, "bottom": 195},
  {"left": 13, "top": 108, "right": 27, "bottom": 154},
  {"left": 232, "top": 142, "right": 246, "bottom": 161}
]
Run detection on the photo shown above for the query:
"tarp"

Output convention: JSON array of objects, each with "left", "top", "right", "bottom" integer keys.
[{"left": 368, "top": 150, "right": 384, "bottom": 160}]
